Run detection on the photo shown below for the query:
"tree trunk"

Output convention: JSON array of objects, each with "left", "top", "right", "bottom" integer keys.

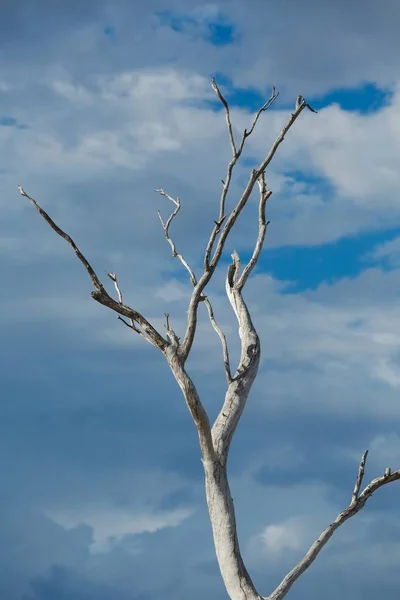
[{"left": 203, "top": 457, "right": 260, "bottom": 600}]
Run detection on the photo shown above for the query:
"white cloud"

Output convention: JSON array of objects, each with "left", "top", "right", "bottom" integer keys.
[
  {"left": 369, "top": 236, "right": 400, "bottom": 266},
  {"left": 258, "top": 516, "right": 307, "bottom": 556},
  {"left": 47, "top": 504, "right": 194, "bottom": 552}
]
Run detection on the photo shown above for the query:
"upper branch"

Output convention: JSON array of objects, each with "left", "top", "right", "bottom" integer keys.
[
  {"left": 211, "top": 77, "right": 237, "bottom": 157},
  {"left": 204, "top": 82, "right": 279, "bottom": 269},
  {"left": 210, "top": 96, "right": 315, "bottom": 273},
  {"left": 267, "top": 451, "right": 400, "bottom": 600},
  {"left": 211, "top": 251, "right": 261, "bottom": 458},
  {"left": 180, "top": 94, "right": 316, "bottom": 362},
  {"left": 203, "top": 296, "right": 232, "bottom": 384},
  {"left": 156, "top": 188, "right": 232, "bottom": 381},
  {"left": 17, "top": 185, "right": 168, "bottom": 352},
  {"left": 237, "top": 171, "right": 272, "bottom": 290},
  {"left": 156, "top": 188, "right": 198, "bottom": 287}
]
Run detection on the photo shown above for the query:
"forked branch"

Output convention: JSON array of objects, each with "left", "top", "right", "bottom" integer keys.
[
  {"left": 267, "top": 451, "right": 400, "bottom": 600},
  {"left": 204, "top": 81, "right": 279, "bottom": 269},
  {"left": 17, "top": 185, "right": 167, "bottom": 351},
  {"left": 156, "top": 188, "right": 232, "bottom": 381},
  {"left": 105, "top": 270, "right": 153, "bottom": 344},
  {"left": 156, "top": 188, "right": 198, "bottom": 288},
  {"left": 181, "top": 91, "right": 316, "bottom": 362}
]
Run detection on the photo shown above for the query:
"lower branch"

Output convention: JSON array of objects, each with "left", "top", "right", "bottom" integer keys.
[
  {"left": 267, "top": 451, "right": 400, "bottom": 600},
  {"left": 166, "top": 346, "right": 215, "bottom": 462}
]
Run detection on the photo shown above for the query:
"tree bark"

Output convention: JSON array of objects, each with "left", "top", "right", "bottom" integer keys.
[{"left": 203, "top": 457, "right": 260, "bottom": 600}]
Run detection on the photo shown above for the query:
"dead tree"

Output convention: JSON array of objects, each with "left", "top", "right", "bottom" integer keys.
[{"left": 17, "top": 80, "right": 400, "bottom": 600}]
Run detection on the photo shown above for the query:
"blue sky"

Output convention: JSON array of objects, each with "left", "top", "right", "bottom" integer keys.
[{"left": 2, "top": 1, "right": 400, "bottom": 599}]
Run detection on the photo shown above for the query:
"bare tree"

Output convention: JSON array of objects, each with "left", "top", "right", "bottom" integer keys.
[{"left": 17, "top": 80, "right": 400, "bottom": 600}]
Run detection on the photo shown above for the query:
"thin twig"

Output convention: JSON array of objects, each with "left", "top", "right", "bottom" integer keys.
[
  {"left": 237, "top": 85, "right": 279, "bottom": 153},
  {"left": 155, "top": 188, "right": 197, "bottom": 287},
  {"left": 106, "top": 271, "right": 124, "bottom": 304},
  {"left": 237, "top": 172, "right": 272, "bottom": 290},
  {"left": 351, "top": 449, "right": 368, "bottom": 505},
  {"left": 156, "top": 188, "right": 232, "bottom": 375},
  {"left": 203, "top": 297, "right": 232, "bottom": 384},
  {"left": 164, "top": 312, "right": 180, "bottom": 347},
  {"left": 211, "top": 77, "right": 237, "bottom": 157},
  {"left": 107, "top": 270, "right": 151, "bottom": 340},
  {"left": 117, "top": 315, "right": 153, "bottom": 344}
]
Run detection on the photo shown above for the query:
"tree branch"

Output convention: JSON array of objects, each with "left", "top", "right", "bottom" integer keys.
[
  {"left": 17, "top": 185, "right": 168, "bottom": 352},
  {"left": 267, "top": 451, "right": 400, "bottom": 600},
  {"left": 156, "top": 187, "right": 232, "bottom": 382},
  {"left": 211, "top": 77, "right": 237, "bottom": 157},
  {"left": 351, "top": 449, "right": 368, "bottom": 504},
  {"left": 237, "top": 171, "right": 272, "bottom": 290},
  {"left": 212, "top": 252, "right": 261, "bottom": 459},
  {"left": 155, "top": 188, "right": 198, "bottom": 288},
  {"left": 181, "top": 93, "right": 314, "bottom": 363},
  {"left": 204, "top": 83, "right": 279, "bottom": 270},
  {"left": 203, "top": 297, "right": 232, "bottom": 384}
]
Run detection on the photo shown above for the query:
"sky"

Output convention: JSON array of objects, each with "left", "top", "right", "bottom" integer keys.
[{"left": 1, "top": 1, "right": 400, "bottom": 599}]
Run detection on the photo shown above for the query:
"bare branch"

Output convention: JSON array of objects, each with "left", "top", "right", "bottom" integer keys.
[
  {"left": 237, "top": 172, "right": 272, "bottom": 290},
  {"left": 237, "top": 85, "right": 279, "bottom": 153},
  {"left": 155, "top": 188, "right": 197, "bottom": 287},
  {"left": 204, "top": 84, "right": 279, "bottom": 270},
  {"left": 117, "top": 315, "right": 153, "bottom": 345},
  {"left": 203, "top": 297, "right": 232, "bottom": 384},
  {"left": 209, "top": 96, "right": 311, "bottom": 275},
  {"left": 164, "top": 312, "right": 180, "bottom": 347},
  {"left": 166, "top": 349, "right": 215, "bottom": 463},
  {"left": 106, "top": 271, "right": 124, "bottom": 304},
  {"left": 17, "top": 185, "right": 168, "bottom": 351},
  {"left": 17, "top": 184, "right": 103, "bottom": 292},
  {"left": 182, "top": 93, "right": 315, "bottom": 362},
  {"left": 351, "top": 449, "right": 368, "bottom": 505},
  {"left": 156, "top": 188, "right": 232, "bottom": 379},
  {"left": 107, "top": 272, "right": 154, "bottom": 344},
  {"left": 268, "top": 452, "right": 400, "bottom": 600},
  {"left": 211, "top": 77, "right": 237, "bottom": 157},
  {"left": 211, "top": 253, "right": 261, "bottom": 458}
]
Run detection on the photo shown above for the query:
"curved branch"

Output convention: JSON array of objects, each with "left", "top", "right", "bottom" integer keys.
[
  {"left": 237, "top": 172, "right": 272, "bottom": 290},
  {"left": 203, "top": 296, "right": 232, "bottom": 384},
  {"left": 17, "top": 185, "right": 168, "bottom": 351},
  {"left": 212, "top": 251, "right": 261, "bottom": 459},
  {"left": 156, "top": 188, "right": 198, "bottom": 287},
  {"left": 166, "top": 347, "right": 215, "bottom": 462},
  {"left": 267, "top": 451, "right": 400, "bottom": 600},
  {"left": 156, "top": 187, "right": 232, "bottom": 380}
]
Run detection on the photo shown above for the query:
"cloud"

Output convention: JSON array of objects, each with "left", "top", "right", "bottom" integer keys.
[
  {"left": 157, "top": 5, "right": 236, "bottom": 47},
  {"left": 2, "top": 2, "right": 400, "bottom": 600},
  {"left": 47, "top": 504, "right": 194, "bottom": 552},
  {"left": 258, "top": 517, "right": 309, "bottom": 556}
]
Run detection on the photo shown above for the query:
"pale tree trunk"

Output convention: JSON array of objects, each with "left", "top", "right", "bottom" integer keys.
[
  {"left": 204, "top": 458, "right": 260, "bottom": 600},
  {"left": 17, "top": 79, "right": 400, "bottom": 600}
]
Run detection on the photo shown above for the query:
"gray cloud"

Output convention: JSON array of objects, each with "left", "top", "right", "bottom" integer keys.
[{"left": 2, "top": 1, "right": 400, "bottom": 599}]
